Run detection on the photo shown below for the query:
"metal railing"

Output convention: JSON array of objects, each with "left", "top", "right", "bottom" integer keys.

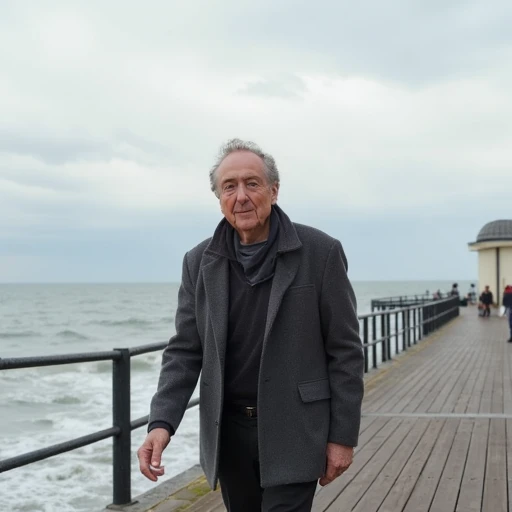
[
  {"left": 361, "top": 296, "right": 459, "bottom": 373},
  {"left": 0, "top": 295, "right": 459, "bottom": 507},
  {"left": 371, "top": 291, "right": 454, "bottom": 311}
]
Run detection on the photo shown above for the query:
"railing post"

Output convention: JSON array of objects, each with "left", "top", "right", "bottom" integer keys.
[
  {"left": 394, "top": 312, "right": 399, "bottom": 355},
  {"left": 372, "top": 316, "right": 377, "bottom": 368},
  {"left": 386, "top": 313, "right": 392, "bottom": 360},
  {"left": 112, "top": 348, "right": 132, "bottom": 507},
  {"left": 380, "top": 315, "right": 387, "bottom": 362},
  {"left": 401, "top": 310, "right": 407, "bottom": 351},
  {"left": 363, "top": 318, "right": 369, "bottom": 373},
  {"left": 418, "top": 307, "right": 423, "bottom": 340}
]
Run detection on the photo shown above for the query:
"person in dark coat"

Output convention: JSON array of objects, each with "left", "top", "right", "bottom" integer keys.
[
  {"left": 137, "top": 139, "right": 364, "bottom": 512},
  {"left": 502, "top": 285, "right": 512, "bottom": 342},
  {"left": 480, "top": 286, "right": 494, "bottom": 317}
]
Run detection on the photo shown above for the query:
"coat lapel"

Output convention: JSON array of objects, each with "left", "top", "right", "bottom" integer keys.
[
  {"left": 203, "top": 256, "right": 230, "bottom": 367},
  {"left": 263, "top": 251, "right": 300, "bottom": 344}
]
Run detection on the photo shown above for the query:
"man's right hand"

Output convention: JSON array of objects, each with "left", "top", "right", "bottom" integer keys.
[{"left": 137, "top": 428, "right": 171, "bottom": 482}]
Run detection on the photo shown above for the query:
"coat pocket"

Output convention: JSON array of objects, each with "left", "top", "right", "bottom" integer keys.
[{"left": 298, "top": 378, "right": 331, "bottom": 403}]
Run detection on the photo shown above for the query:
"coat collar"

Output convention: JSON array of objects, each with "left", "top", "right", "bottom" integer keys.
[
  {"left": 204, "top": 204, "right": 302, "bottom": 259},
  {"left": 201, "top": 204, "right": 302, "bottom": 367}
]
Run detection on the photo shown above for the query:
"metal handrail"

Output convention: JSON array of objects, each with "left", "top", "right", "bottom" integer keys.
[{"left": 0, "top": 295, "right": 459, "bottom": 507}]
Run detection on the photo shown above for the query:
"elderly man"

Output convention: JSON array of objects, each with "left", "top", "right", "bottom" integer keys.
[{"left": 138, "top": 139, "right": 364, "bottom": 512}]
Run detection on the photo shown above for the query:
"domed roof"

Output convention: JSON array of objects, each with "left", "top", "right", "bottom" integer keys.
[{"left": 476, "top": 220, "right": 512, "bottom": 242}]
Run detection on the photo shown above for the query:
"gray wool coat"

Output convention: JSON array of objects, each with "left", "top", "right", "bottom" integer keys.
[{"left": 149, "top": 211, "right": 364, "bottom": 489}]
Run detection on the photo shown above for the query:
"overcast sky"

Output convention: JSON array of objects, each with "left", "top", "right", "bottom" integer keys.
[{"left": 1, "top": 0, "right": 511, "bottom": 283}]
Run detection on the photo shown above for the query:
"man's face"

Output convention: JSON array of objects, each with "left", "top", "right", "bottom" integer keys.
[
  {"left": 216, "top": 151, "right": 278, "bottom": 243},
  {"left": 485, "top": 286, "right": 490, "bottom": 292}
]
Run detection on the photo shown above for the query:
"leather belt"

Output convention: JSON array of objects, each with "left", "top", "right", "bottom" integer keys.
[{"left": 227, "top": 404, "right": 258, "bottom": 418}]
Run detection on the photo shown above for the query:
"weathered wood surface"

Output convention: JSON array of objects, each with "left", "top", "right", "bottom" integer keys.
[{"left": 153, "top": 307, "right": 512, "bottom": 511}]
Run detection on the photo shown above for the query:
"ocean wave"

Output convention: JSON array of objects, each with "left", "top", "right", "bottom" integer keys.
[
  {"left": 131, "top": 358, "right": 156, "bottom": 371},
  {"left": 56, "top": 330, "right": 89, "bottom": 340},
  {"left": 92, "top": 318, "right": 152, "bottom": 328},
  {"left": 45, "top": 464, "right": 86, "bottom": 481},
  {"left": 87, "top": 357, "right": 156, "bottom": 374},
  {"left": 0, "top": 331, "right": 41, "bottom": 339},
  {"left": 33, "top": 419, "right": 54, "bottom": 427}
]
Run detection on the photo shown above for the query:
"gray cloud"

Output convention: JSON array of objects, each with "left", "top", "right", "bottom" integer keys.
[
  {"left": 0, "top": 0, "right": 511, "bottom": 282},
  {"left": 0, "top": 127, "right": 112, "bottom": 165},
  {"left": 238, "top": 75, "right": 307, "bottom": 98}
]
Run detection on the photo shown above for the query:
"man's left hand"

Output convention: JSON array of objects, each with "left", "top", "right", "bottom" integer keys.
[{"left": 319, "top": 443, "right": 354, "bottom": 486}]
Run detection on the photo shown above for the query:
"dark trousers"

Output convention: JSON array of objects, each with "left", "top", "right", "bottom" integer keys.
[
  {"left": 218, "top": 411, "right": 317, "bottom": 512},
  {"left": 483, "top": 305, "right": 491, "bottom": 317}
]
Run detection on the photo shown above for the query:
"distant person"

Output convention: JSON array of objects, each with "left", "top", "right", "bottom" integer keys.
[
  {"left": 450, "top": 283, "right": 459, "bottom": 297},
  {"left": 479, "top": 286, "right": 494, "bottom": 317},
  {"left": 502, "top": 285, "right": 512, "bottom": 342},
  {"left": 467, "top": 283, "right": 477, "bottom": 305},
  {"left": 137, "top": 139, "right": 364, "bottom": 512},
  {"left": 433, "top": 290, "right": 441, "bottom": 300}
]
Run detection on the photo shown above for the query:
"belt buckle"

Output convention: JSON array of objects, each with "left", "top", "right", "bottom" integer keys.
[{"left": 244, "top": 406, "right": 256, "bottom": 418}]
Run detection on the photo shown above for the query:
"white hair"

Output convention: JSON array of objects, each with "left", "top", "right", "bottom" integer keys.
[{"left": 209, "top": 138, "right": 280, "bottom": 197}]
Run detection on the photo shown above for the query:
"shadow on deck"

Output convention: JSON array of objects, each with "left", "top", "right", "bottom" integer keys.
[{"left": 127, "top": 307, "right": 512, "bottom": 512}]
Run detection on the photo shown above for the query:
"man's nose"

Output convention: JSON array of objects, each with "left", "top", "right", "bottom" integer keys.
[{"left": 236, "top": 184, "right": 248, "bottom": 203}]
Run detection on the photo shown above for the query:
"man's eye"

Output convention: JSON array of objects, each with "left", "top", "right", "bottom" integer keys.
[
  {"left": 248, "top": 182, "right": 258, "bottom": 187},
  {"left": 224, "top": 184, "right": 234, "bottom": 190}
]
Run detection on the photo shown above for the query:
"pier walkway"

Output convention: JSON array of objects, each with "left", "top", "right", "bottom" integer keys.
[{"left": 131, "top": 307, "right": 512, "bottom": 512}]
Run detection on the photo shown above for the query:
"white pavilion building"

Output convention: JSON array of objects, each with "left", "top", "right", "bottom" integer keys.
[{"left": 468, "top": 219, "right": 512, "bottom": 306}]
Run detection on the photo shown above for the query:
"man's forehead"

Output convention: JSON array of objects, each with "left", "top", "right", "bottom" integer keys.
[{"left": 217, "top": 152, "right": 266, "bottom": 180}]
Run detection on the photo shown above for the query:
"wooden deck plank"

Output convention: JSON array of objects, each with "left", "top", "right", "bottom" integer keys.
[
  {"left": 413, "top": 343, "right": 475, "bottom": 413},
  {"left": 437, "top": 342, "right": 483, "bottom": 413},
  {"left": 396, "top": 338, "right": 471, "bottom": 413},
  {"left": 466, "top": 346, "right": 493, "bottom": 414},
  {"left": 367, "top": 341, "right": 465, "bottom": 414},
  {"left": 503, "top": 344, "right": 512, "bottom": 414},
  {"left": 323, "top": 418, "right": 417, "bottom": 511},
  {"left": 363, "top": 419, "right": 445, "bottom": 512},
  {"left": 455, "top": 418, "right": 489, "bottom": 512},
  {"left": 482, "top": 419, "right": 508, "bottom": 512},
  {"left": 402, "top": 419, "right": 460, "bottom": 512},
  {"left": 491, "top": 352, "right": 505, "bottom": 414},
  {"left": 184, "top": 490, "right": 224, "bottom": 512},
  {"left": 362, "top": 334, "right": 453, "bottom": 412},
  {"left": 428, "top": 419, "right": 473, "bottom": 512},
  {"left": 312, "top": 416, "right": 396, "bottom": 511},
  {"left": 453, "top": 346, "right": 491, "bottom": 413},
  {"left": 350, "top": 418, "right": 430, "bottom": 512},
  {"left": 479, "top": 356, "right": 495, "bottom": 414},
  {"left": 507, "top": 419, "right": 512, "bottom": 512}
]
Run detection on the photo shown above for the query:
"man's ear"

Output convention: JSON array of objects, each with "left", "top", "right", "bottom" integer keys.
[{"left": 271, "top": 183, "right": 279, "bottom": 205}]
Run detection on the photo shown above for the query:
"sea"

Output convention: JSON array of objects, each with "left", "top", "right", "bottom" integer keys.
[{"left": 0, "top": 280, "right": 474, "bottom": 512}]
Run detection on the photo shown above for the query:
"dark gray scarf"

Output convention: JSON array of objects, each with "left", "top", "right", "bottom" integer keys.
[{"left": 234, "top": 208, "right": 280, "bottom": 286}]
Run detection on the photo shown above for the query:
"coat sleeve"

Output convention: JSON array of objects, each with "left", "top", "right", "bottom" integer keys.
[
  {"left": 148, "top": 251, "right": 203, "bottom": 434},
  {"left": 320, "top": 240, "right": 364, "bottom": 447}
]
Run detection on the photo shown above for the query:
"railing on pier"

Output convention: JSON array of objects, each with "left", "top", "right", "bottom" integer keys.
[
  {"left": 371, "top": 292, "right": 451, "bottom": 311},
  {"left": 0, "top": 295, "right": 459, "bottom": 508}
]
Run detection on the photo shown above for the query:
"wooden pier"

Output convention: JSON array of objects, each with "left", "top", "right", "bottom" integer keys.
[{"left": 129, "top": 307, "right": 512, "bottom": 512}]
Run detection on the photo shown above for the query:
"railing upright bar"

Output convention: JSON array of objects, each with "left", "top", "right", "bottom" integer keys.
[
  {"left": 363, "top": 318, "right": 369, "bottom": 374},
  {"left": 386, "top": 313, "right": 392, "bottom": 360},
  {"left": 112, "top": 349, "right": 132, "bottom": 506},
  {"left": 372, "top": 316, "right": 377, "bottom": 369},
  {"left": 401, "top": 310, "right": 405, "bottom": 351},
  {"left": 380, "top": 315, "right": 386, "bottom": 363},
  {"left": 395, "top": 311, "right": 399, "bottom": 355}
]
